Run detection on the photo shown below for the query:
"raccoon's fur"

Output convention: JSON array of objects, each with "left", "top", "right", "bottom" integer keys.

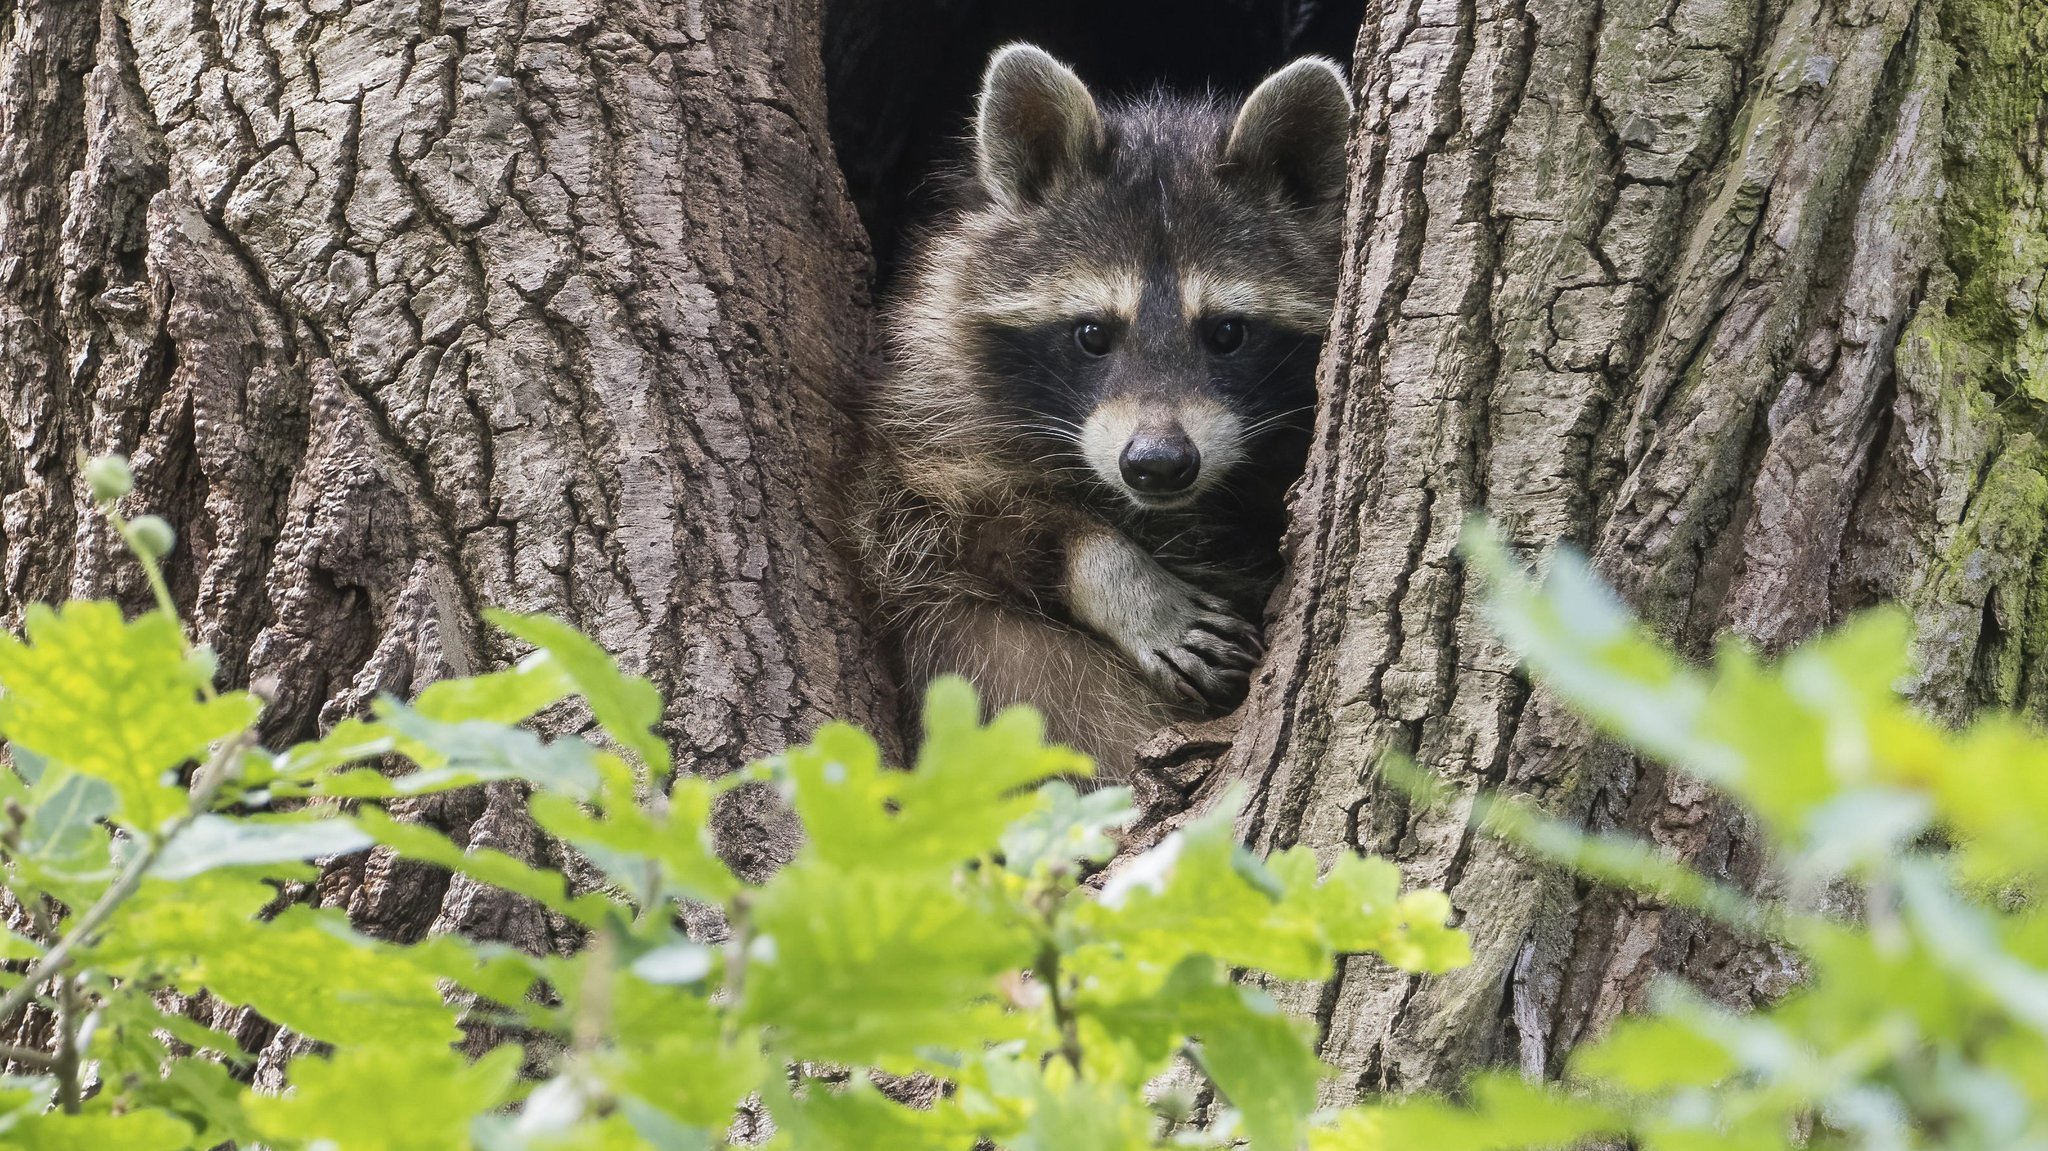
[{"left": 852, "top": 44, "right": 1353, "bottom": 776}]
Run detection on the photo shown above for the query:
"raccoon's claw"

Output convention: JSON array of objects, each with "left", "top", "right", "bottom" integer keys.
[
  {"left": 1191, "top": 613, "right": 1264, "bottom": 660},
  {"left": 1062, "top": 529, "right": 1267, "bottom": 712},
  {"left": 1142, "top": 624, "right": 1261, "bottom": 711},
  {"left": 1183, "top": 624, "right": 1262, "bottom": 671},
  {"left": 1142, "top": 650, "right": 1213, "bottom": 708}
]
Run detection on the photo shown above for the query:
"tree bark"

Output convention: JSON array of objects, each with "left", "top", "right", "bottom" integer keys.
[
  {"left": 0, "top": 0, "right": 888, "bottom": 1071},
  {"left": 1163, "top": 0, "right": 2048, "bottom": 1098},
  {"left": 4, "top": 0, "right": 2043, "bottom": 1112}
]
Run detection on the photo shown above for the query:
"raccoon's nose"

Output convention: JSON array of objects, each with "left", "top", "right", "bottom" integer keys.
[{"left": 1119, "top": 433, "right": 1201, "bottom": 494}]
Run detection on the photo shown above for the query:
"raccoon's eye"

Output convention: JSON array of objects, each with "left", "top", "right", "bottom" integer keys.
[
  {"left": 1073, "top": 321, "right": 1114, "bottom": 356},
  {"left": 1205, "top": 317, "right": 1248, "bottom": 355}
]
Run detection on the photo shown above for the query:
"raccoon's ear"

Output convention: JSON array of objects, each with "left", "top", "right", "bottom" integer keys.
[
  {"left": 1225, "top": 57, "right": 1354, "bottom": 206},
  {"left": 975, "top": 44, "right": 1104, "bottom": 209}
]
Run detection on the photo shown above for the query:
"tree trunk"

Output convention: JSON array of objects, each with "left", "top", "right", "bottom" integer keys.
[
  {"left": 0, "top": 0, "right": 888, "bottom": 1071},
  {"left": 4, "top": 0, "right": 2042, "bottom": 1112},
  {"left": 1180, "top": 0, "right": 2048, "bottom": 1097}
]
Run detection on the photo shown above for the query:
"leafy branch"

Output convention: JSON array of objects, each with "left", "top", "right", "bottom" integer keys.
[{"left": 0, "top": 465, "right": 1470, "bottom": 1150}]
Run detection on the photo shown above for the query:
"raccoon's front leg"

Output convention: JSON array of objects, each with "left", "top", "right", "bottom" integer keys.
[{"left": 1063, "top": 527, "right": 1264, "bottom": 710}]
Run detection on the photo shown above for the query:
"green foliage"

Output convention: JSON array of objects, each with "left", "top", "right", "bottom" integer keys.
[
  {"left": 0, "top": 456, "right": 1466, "bottom": 1148},
  {"left": 47, "top": 455, "right": 2048, "bottom": 1149},
  {"left": 0, "top": 603, "right": 258, "bottom": 831},
  {"left": 1325, "top": 522, "right": 2048, "bottom": 1150}
]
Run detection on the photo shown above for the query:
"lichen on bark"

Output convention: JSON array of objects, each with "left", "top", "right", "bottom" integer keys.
[{"left": 1874, "top": 0, "right": 2048, "bottom": 720}]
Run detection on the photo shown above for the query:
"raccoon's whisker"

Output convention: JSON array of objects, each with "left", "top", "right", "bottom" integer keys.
[
  {"left": 986, "top": 421, "right": 1085, "bottom": 449},
  {"left": 1014, "top": 351, "right": 1097, "bottom": 411},
  {"left": 994, "top": 415, "right": 1088, "bottom": 439},
  {"left": 1240, "top": 404, "right": 1319, "bottom": 438},
  {"left": 1043, "top": 470, "right": 1106, "bottom": 486},
  {"left": 1247, "top": 339, "right": 1312, "bottom": 392}
]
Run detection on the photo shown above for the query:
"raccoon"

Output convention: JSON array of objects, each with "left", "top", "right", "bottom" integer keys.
[{"left": 852, "top": 43, "right": 1352, "bottom": 776}]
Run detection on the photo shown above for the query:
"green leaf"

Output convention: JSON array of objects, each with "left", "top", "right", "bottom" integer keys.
[
  {"left": 1002, "top": 781, "right": 1136, "bottom": 877},
  {"left": 20, "top": 769, "right": 116, "bottom": 871},
  {"left": 104, "top": 891, "right": 471, "bottom": 1049},
  {"left": 149, "top": 1058, "right": 261, "bottom": 1146},
  {"left": 1570, "top": 1016, "right": 1737, "bottom": 1092},
  {"left": 602, "top": 1030, "right": 764, "bottom": 1134},
  {"left": 7, "top": 746, "right": 47, "bottom": 783},
  {"left": 319, "top": 699, "right": 600, "bottom": 800},
  {"left": 1011, "top": 1075, "right": 1155, "bottom": 1151},
  {"left": 1469, "top": 792, "right": 1767, "bottom": 934},
  {"left": 490, "top": 611, "right": 670, "bottom": 776},
  {"left": 766, "top": 1076, "right": 985, "bottom": 1151},
  {"left": 1316, "top": 1075, "right": 1623, "bottom": 1151},
  {"left": 477, "top": 1109, "right": 689, "bottom": 1151},
  {"left": 414, "top": 654, "right": 576, "bottom": 726},
  {"left": 248, "top": 1043, "right": 522, "bottom": 1151},
  {"left": 0, "top": 1111, "right": 196, "bottom": 1151},
  {"left": 99, "top": 993, "right": 252, "bottom": 1065},
  {"left": 0, "top": 603, "right": 259, "bottom": 831},
  {"left": 1089, "top": 801, "right": 1330, "bottom": 980},
  {"left": 269, "top": 717, "right": 397, "bottom": 781},
  {"left": 0, "top": 932, "right": 40, "bottom": 962},
  {"left": 148, "top": 813, "right": 373, "bottom": 880},
  {"left": 529, "top": 774, "right": 740, "bottom": 905},
  {"left": 1898, "top": 857, "right": 2048, "bottom": 1035},
  {"left": 776, "top": 681, "right": 1090, "bottom": 880},
  {"left": 1190, "top": 984, "right": 1326, "bottom": 1151},
  {"left": 895, "top": 679, "right": 1095, "bottom": 864},
  {"left": 617, "top": 1098, "right": 718, "bottom": 1151},
  {"left": 741, "top": 863, "right": 1033, "bottom": 1068},
  {"left": 1079, "top": 955, "right": 1229, "bottom": 1076},
  {"left": 1463, "top": 526, "right": 1723, "bottom": 779},
  {"left": 1081, "top": 956, "right": 1323, "bottom": 1149},
  {"left": 1272, "top": 848, "right": 1471, "bottom": 974},
  {"left": 91, "top": 997, "right": 260, "bottom": 1146},
  {"left": 628, "top": 941, "right": 715, "bottom": 985}
]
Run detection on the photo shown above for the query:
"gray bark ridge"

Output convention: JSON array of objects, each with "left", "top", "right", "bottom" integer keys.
[{"left": 1207, "top": 0, "right": 2048, "bottom": 1095}]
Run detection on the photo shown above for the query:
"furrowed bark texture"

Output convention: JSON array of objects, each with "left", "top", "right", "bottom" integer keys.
[
  {"left": 0, "top": 0, "right": 886, "bottom": 1073},
  {"left": 1203, "top": 0, "right": 2047, "bottom": 1096}
]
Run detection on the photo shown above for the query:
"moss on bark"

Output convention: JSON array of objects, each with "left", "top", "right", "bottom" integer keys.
[{"left": 1898, "top": 0, "right": 2048, "bottom": 716}]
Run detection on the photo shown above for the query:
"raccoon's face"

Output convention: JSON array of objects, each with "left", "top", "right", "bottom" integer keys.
[{"left": 925, "top": 45, "right": 1352, "bottom": 512}]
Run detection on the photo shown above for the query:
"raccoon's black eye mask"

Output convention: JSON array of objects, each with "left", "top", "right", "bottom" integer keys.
[
  {"left": 975, "top": 312, "right": 1315, "bottom": 428},
  {"left": 970, "top": 320, "right": 1110, "bottom": 430},
  {"left": 1061, "top": 313, "right": 1254, "bottom": 361}
]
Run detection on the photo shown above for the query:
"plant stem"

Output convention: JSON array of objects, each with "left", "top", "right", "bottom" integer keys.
[
  {"left": 1036, "top": 940, "right": 1085, "bottom": 1075},
  {"left": 0, "top": 1043, "right": 53, "bottom": 1069},
  {"left": 1033, "top": 890, "right": 1083, "bottom": 1074},
  {"left": 105, "top": 508, "right": 217, "bottom": 701},
  {"left": 106, "top": 510, "right": 180, "bottom": 633},
  {"left": 571, "top": 929, "right": 613, "bottom": 1057},
  {"left": 0, "top": 1040, "right": 50, "bottom": 1064},
  {"left": 0, "top": 730, "right": 251, "bottom": 1030},
  {"left": 718, "top": 894, "right": 753, "bottom": 1048},
  {"left": 54, "top": 975, "right": 80, "bottom": 1113}
]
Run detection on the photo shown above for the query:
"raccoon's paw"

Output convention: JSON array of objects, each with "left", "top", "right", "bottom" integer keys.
[
  {"left": 1062, "top": 528, "right": 1265, "bottom": 712},
  {"left": 1132, "top": 592, "right": 1265, "bottom": 712}
]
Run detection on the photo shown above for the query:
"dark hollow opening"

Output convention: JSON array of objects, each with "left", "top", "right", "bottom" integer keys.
[{"left": 823, "top": 0, "right": 1367, "bottom": 292}]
